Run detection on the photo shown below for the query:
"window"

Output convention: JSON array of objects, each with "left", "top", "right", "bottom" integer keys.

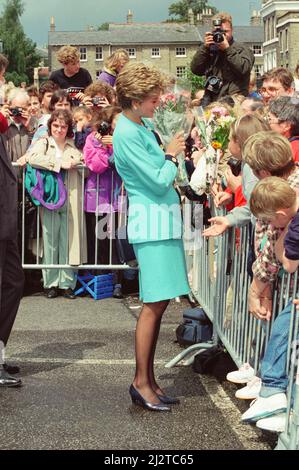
[
  {"left": 96, "top": 46, "right": 103, "bottom": 61},
  {"left": 252, "top": 44, "right": 262, "bottom": 56},
  {"left": 285, "top": 29, "right": 289, "bottom": 51},
  {"left": 96, "top": 70, "right": 101, "bottom": 79},
  {"left": 126, "top": 48, "right": 136, "bottom": 58},
  {"left": 176, "top": 47, "right": 186, "bottom": 57},
  {"left": 151, "top": 47, "right": 160, "bottom": 58},
  {"left": 80, "top": 47, "right": 87, "bottom": 61},
  {"left": 254, "top": 64, "right": 263, "bottom": 79},
  {"left": 280, "top": 31, "right": 283, "bottom": 53},
  {"left": 176, "top": 66, "right": 186, "bottom": 78}
]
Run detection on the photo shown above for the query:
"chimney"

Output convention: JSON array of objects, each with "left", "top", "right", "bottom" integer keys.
[
  {"left": 188, "top": 8, "right": 195, "bottom": 26},
  {"left": 250, "top": 10, "right": 261, "bottom": 26},
  {"left": 127, "top": 9, "right": 133, "bottom": 24},
  {"left": 198, "top": 8, "right": 213, "bottom": 26},
  {"left": 50, "top": 16, "right": 55, "bottom": 32}
]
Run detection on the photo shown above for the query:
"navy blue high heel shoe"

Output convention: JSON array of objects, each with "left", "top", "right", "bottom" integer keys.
[
  {"left": 157, "top": 394, "right": 180, "bottom": 405},
  {"left": 129, "top": 385, "right": 171, "bottom": 412}
]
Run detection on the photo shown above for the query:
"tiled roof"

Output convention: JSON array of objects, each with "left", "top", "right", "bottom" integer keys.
[
  {"left": 198, "top": 25, "right": 263, "bottom": 43},
  {"left": 48, "top": 24, "right": 201, "bottom": 46}
]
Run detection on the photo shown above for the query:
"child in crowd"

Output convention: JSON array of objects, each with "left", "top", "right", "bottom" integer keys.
[
  {"left": 97, "top": 49, "right": 129, "bottom": 87},
  {"left": 83, "top": 105, "right": 123, "bottom": 298},
  {"left": 241, "top": 177, "right": 299, "bottom": 432},
  {"left": 73, "top": 106, "right": 93, "bottom": 150},
  {"left": 81, "top": 81, "right": 116, "bottom": 109}
]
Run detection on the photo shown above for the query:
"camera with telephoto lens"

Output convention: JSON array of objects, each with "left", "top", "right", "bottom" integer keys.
[
  {"left": 227, "top": 157, "right": 242, "bottom": 177},
  {"left": 98, "top": 121, "right": 111, "bottom": 136},
  {"left": 10, "top": 106, "right": 23, "bottom": 117},
  {"left": 212, "top": 19, "right": 226, "bottom": 44}
]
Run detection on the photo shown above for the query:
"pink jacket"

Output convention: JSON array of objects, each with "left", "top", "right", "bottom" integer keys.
[{"left": 83, "top": 132, "right": 122, "bottom": 213}]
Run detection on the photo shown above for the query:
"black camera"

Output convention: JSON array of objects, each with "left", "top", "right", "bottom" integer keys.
[
  {"left": 98, "top": 121, "right": 111, "bottom": 136},
  {"left": 212, "top": 19, "right": 225, "bottom": 44},
  {"left": 227, "top": 157, "right": 242, "bottom": 177},
  {"left": 92, "top": 97, "right": 106, "bottom": 107},
  {"left": 204, "top": 76, "right": 223, "bottom": 94},
  {"left": 10, "top": 107, "right": 23, "bottom": 117}
]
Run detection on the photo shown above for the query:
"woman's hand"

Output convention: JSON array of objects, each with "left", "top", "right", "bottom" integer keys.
[
  {"left": 225, "top": 168, "right": 242, "bottom": 193},
  {"left": 101, "top": 135, "right": 113, "bottom": 146},
  {"left": 82, "top": 95, "right": 94, "bottom": 108},
  {"left": 202, "top": 216, "right": 230, "bottom": 237},
  {"left": 214, "top": 191, "right": 233, "bottom": 208},
  {"left": 294, "top": 298, "right": 299, "bottom": 311},
  {"left": 16, "top": 155, "right": 28, "bottom": 167},
  {"left": 166, "top": 132, "right": 186, "bottom": 157},
  {"left": 0, "top": 104, "right": 10, "bottom": 119},
  {"left": 191, "top": 148, "right": 206, "bottom": 167}
]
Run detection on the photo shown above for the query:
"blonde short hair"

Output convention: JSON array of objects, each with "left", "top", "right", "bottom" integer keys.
[
  {"left": 104, "top": 49, "right": 129, "bottom": 73},
  {"left": 250, "top": 176, "right": 296, "bottom": 219},
  {"left": 57, "top": 46, "right": 80, "bottom": 65},
  {"left": 212, "top": 12, "right": 233, "bottom": 27},
  {"left": 230, "top": 115, "right": 270, "bottom": 152},
  {"left": 243, "top": 131, "right": 295, "bottom": 176},
  {"left": 116, "top": 62, "right": 168, "bottom": 109}
]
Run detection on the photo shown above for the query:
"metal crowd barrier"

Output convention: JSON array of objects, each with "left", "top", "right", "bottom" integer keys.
[
  {"left": 15, "top": 164, "right": 133, "bottom": 272},
  {"left": 168, "top": 200, "right": 299, "bottom": 450}
]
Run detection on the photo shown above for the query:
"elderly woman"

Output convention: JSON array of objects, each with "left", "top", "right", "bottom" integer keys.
[
  {"left": 113, "top": 63, "right": 190, "bottom": 411},
  {"left": 18, "top": 109, "right": 87, "bottom": 299}
]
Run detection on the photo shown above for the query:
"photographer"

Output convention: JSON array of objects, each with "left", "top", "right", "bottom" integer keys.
[
  {"left": 2, "top": 89, "right": 34, "bottom": 162},
  {"left": 191, "top": 12, "right": 254, "bottom": 107}
]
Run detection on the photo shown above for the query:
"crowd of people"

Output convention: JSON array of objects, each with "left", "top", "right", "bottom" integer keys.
[{"left": 0, "top": 11, "right": 298, "bottom": 442}]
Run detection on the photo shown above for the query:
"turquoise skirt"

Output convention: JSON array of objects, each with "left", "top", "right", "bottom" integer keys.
[{"left": 133, "top": 238, "right": 190, "bottom": 303}]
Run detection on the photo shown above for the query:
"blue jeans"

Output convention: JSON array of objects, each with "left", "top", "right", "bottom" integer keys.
[{"left": 260, "top": 299, "right": 299, "bottom": 398}]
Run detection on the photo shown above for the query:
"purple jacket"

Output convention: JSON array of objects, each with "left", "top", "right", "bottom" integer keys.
[
  {"left": 97, "top": 70, "right": 116, "bottom": 87},
  {"left": 83, "top": 132, "right": 122, "bottom": 213}
]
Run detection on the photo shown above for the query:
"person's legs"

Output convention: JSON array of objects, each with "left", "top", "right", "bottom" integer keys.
[
  {"left": 260, "top": 300, "right": 295, "bottom": 397},
  {"left": 133, "top": 300, "right": 169, "bottom": 404},
  {"left": 0, "top": 239, "right": 24, "bottom": 346},
  {"left": 42, "top": 208, "right": 60, "bottom": 288},
  {"left": 58, "top": 207, "right": 76, "bottom": 290},
  {"left": 148, "top": 301, "right": 169, "bottom": 394}
]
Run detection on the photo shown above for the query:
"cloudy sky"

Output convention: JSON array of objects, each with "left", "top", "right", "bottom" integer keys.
[{"left": 16, "top": 0, "right": 262, "bottom": 46}]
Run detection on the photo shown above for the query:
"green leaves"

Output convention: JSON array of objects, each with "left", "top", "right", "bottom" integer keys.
[
  {"left": 0, "top": 0, "right": 41, "bottom": 85},
  {"left": 168, "top": 1, "right": 217, "bottom": 21}
]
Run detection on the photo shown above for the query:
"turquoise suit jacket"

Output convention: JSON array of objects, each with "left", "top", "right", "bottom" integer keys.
[{"left": 113, "top": 113, "right": 182, "bottom": 244}]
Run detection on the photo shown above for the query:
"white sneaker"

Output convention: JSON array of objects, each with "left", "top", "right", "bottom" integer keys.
[
  {"left": 241, "top": 393, "right": 287, "bottom": 423},
  {"left": 235, "top": 377, "right": 261, "bottom": 400},
  {"left": 256, "top": 413, "right": 286, "bottom": 433},
  {"left": 226, "top": 363, "right": 255, "bottom": 384}
]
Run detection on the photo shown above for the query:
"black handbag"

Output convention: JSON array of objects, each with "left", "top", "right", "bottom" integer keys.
[{"left": 115, "top": 184, "right": 137, "bottom": 266}]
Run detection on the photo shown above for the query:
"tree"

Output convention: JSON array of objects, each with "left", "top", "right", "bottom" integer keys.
[
  {"left": 97, "top": 22, "right": 109, "bottom": 31},
  {"left": 0, "top": 0, "right": 41, "bottom": 85},
  {"left": 168, "top": 0, "right": 217, "bottom": 22}
]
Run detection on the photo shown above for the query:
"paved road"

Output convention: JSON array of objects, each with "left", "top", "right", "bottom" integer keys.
[{"left": 0, "top": 294, "right": 275, "bottom": 450}]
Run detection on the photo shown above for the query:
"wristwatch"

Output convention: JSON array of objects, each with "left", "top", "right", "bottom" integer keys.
[{"left": 165, "top": 154, "right": 178, "bottom": 167}]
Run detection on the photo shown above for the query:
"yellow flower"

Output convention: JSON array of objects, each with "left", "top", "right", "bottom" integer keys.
[{"left": 212, "top": 141, "right": 222, "bottom": 150}]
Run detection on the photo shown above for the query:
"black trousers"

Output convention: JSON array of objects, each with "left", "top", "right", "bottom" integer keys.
[{"left": 0, "top": 239, "right": 24, "bottom": 346}]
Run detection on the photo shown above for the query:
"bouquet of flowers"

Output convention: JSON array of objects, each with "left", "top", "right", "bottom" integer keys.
[
  {"left": 153, "top": 87, "right": 193, "bottom": 187},
  {"left": 190, "top": 105, "right": 235, "bottom": 195}
]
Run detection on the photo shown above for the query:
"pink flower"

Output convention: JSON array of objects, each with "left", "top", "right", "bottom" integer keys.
[
  {"left": 210, "top": 106, "right": 229, "bottom": 117},
  {"left": 160, "top": 93, "right": 177, "bottom": 106}
]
